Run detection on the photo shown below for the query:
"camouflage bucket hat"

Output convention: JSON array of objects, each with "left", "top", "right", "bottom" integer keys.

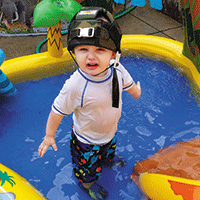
[{"left": 67, "top": 7, "right": 122, "bottom": 52}]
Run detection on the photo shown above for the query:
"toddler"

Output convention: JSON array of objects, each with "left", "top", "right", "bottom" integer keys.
[{"left": 38, "top": 7, "right": 141, "bottom": 200}]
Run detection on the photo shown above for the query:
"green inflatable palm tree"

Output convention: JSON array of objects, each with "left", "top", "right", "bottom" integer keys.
[
  {"left": 33, "top": 0, "right": 82, "bottom": 57},
  {"left": 0, "top": 171, "right": 16, "bottom": 187}
]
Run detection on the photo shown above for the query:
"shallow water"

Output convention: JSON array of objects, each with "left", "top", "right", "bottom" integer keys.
[{"left": 1, "top": 56, "right": 200, "bottom": 199}]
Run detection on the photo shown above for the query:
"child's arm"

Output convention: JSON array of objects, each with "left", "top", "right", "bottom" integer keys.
[
  {"left": 38, "top": 110, "right": 63, "bottom": 157},
  {"left": 127, "top": 81, "right": 141, "bottom": 99}
]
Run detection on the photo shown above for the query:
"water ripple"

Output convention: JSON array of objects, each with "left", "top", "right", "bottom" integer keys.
[
  {"left": 135, "top": 126, "right": 152, "bottom": 136},
  {"left": 154, "top": 135, "right": 167, "bottom": 148},
  {"left": 170, "top": 127, "right": 200, "bottom": 141},
  {"left": 47, "top": 163, "right": 76, "bottom": 200},
  {"left": 56, "top": 157, "right": 65, "bottom": 167}
]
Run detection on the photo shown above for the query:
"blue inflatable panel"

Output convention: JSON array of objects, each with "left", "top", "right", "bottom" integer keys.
[
  {"left": 0, "top": 49, "right": 5, "bottom": 65},
  {"left": 114, "top": 0, "right": 163, "bottom": 10},
  {"left": 0, "top": 49, "right": 17, "bottom": 97}
]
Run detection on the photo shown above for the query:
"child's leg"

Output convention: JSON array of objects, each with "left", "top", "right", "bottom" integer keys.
[
  {"left": 79, "top": 181, "right": 108, "bottom": 200},
  {"left": 70, "top": 131, "right": 108, "bottom": 199},
  {"left": 101, "top": 135, "right": 126, "bottom": 167},
  {"left": 70, "top": 131, "right": 102, "bottom": 182}
]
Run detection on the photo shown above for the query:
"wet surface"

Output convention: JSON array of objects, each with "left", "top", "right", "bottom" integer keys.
[{"left": 0, "top": 57, "right": 200, "bottom": 199}]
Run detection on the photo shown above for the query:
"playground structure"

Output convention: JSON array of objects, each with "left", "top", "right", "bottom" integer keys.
[{"left": 0, "top": 0, "right": 200, "bottom": 199}]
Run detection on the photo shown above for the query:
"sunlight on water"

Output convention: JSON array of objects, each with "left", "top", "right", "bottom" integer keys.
[
  {"left": 135, "top": 126, "right": 152, "bottom": 136},
  {"left": 25, "top": 137, "right": 35, "bottom": 143},
  {"left": 154, "top": 135, "right": 167, "bottom": 148},
  {"left": 47, "top": 163, "right": 77, "bottom": 200},
  {"left": 56, "top": 157, "right": 65, "bottom": 167},
  {"left": 170, "top": 127, "right": 200, "bottom": 141}
]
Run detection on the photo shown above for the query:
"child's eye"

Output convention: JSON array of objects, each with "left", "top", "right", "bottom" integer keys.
[
  {"left": 80, "top": 48, "right": 88, "bottom": 51},
  {"left": 97, "top": 48, "right": 105, "bottom": 51}
]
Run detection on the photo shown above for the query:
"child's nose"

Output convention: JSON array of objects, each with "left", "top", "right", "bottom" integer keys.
[{"left": 87, "top": 52, "right": 96, "bottom": 59}]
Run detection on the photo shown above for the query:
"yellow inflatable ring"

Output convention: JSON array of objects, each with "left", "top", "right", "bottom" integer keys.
[
  {"left": 139, "top": 172, "right": 200, "bottom": 200},
  {"left": 0, "top": 164, "right": 47, "bottom": 200}
]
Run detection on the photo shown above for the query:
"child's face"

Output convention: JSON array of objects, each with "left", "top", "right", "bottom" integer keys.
[{"left": 73, "top": 45, "right": 116, "bottom": 76}]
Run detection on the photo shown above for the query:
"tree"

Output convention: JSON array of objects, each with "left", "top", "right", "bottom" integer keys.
[{"left": 33, "top": 0, "right": 82, "bottom": 57}]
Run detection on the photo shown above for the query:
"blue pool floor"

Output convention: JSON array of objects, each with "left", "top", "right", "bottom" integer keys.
[{"left": 1, "top": 56, "right": 200, "bottom": 200}]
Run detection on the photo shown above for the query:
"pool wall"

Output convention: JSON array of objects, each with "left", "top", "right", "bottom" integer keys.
[{"left": 1, "top": 35, "right": 200, "bottom": 90}]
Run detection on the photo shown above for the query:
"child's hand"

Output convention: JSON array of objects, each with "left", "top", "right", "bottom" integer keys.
[
  {"left": 38, "top": 135, "right": 58, "bottom": 157},
  {"left": 136, "top": 81, "right": 141, "bottom": 91},
  {"left": 137, "top": 81, "right": 141, "bottom": 90},
  {"left": 127, "top": 81, "right": 141, "bottom": 99}
]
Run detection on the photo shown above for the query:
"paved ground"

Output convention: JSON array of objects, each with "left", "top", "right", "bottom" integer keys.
[{"left": 0, "top": 3, "right": 183, "bottom": 61}]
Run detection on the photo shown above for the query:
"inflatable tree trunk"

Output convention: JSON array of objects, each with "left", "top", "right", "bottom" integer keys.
[
  {"left": 181, "top": 0, "right": 200, "bottom": 72},
  {"left": 47, "top": 22, "right": 63, "bottom": 57}
]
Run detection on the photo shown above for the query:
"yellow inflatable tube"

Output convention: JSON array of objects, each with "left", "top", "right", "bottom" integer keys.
[
  {"left": 1, "top": 35, "right": 200, "bottom": 90},
  {"left": 139, "top": 172, "right": 200, "bottom": 200},
  {"left": 0, "top": 49, "right": 74, "bottom": 84},
  {"left": 121, "top": 35, "right": 200, "bottom": 90},
  {"left": 0, "top": 164, "right": 47, "bottom": 200}
]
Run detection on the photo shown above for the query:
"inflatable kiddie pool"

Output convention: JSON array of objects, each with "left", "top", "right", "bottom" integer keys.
[
  {"left": 1, "top": 35, "right": 200, "bottom": 200},
  {"left": 1, "top": 0, "right": 200, "bottom": 199}
]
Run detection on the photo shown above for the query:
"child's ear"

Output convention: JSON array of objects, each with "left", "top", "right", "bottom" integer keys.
[{"left": 112, "top": 52, "right": 116, "bottom": 59}]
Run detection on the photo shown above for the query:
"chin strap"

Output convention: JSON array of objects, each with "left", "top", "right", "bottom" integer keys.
[
  {"left": 112, "top": 52, "right": 121, "bottom": 108},
  {"left": 69, "top": 49, "right": 121, "bottom": 108}
]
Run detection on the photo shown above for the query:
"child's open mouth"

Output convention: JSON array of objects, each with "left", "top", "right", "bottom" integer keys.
[{"left": 87, "top": 63, "right": 99, "bottom": 70}]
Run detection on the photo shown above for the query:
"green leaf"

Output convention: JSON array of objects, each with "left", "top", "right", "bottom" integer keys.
[{"left": 33, "top": 0, "right": 82, "bottom": 28}]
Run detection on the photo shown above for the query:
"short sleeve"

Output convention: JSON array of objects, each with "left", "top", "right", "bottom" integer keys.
[
  {"left": 118, "top": 63, "right": 134, "bottom": 91},
  {"left": 52, "top": 73, "right": 81, "bottom": 116}
]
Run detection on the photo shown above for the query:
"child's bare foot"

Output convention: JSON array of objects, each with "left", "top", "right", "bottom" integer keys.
[{"left": 79, "top": 182, "right": 108, "bottom": 199}]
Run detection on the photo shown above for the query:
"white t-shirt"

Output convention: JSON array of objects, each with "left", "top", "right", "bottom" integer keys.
[{"left": 52, "top": 60, "right": 134, "bottom": 145}]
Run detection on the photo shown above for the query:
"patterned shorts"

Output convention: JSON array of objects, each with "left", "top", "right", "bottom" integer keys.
[{"left": 70, "top": 130, "right": 116, "bottom": 183}]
